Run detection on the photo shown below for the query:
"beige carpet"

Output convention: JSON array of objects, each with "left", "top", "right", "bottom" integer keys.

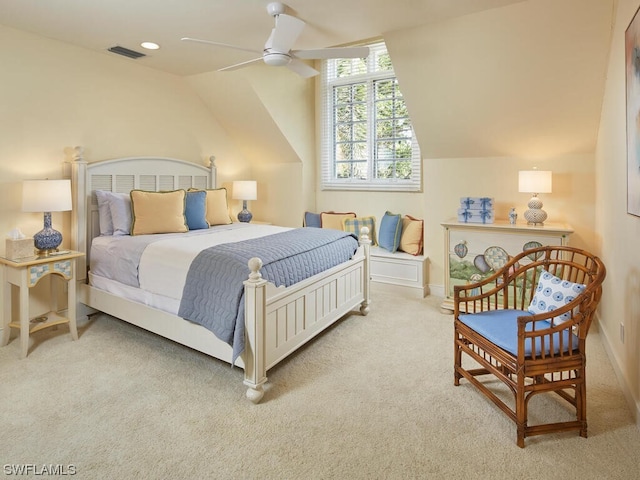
[{"left": 2, "top": 285, "right": 639, "bottom": 480}]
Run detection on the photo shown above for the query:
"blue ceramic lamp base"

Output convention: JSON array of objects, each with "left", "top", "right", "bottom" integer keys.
[
  {"left": 237, "top": 200, "right": 253, "bottom": 223},
  {"left": 34, "top": 212, "right": 63, "bottom": 255}
]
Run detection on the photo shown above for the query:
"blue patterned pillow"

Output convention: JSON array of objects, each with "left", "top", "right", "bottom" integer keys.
[
  {"left": 378, "top": 211, "right": 403, "bottom": 252},
  {"left": 185, "top": 190, "right": 209, "bottom": 230},
  {"left": 343, "top": 216, "right": 376, "bottom": 245},
  {"left": 528, "top": 271, "right": 586, "bottom": 324}
]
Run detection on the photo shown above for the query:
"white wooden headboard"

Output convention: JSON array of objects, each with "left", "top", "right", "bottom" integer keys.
[{"left": 68, "top": 146, "right": 217, "bottom": 281}]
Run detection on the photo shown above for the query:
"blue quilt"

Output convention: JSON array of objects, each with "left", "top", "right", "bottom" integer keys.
[{"left": 178, "top": 228, "right": 359, "bottom": 364}]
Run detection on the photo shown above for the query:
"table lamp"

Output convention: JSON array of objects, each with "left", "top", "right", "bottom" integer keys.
[
  {"left": 22, "top": 179, "right": 72, "bottom": 255},
  {"left": 518, "top": 170, "right": 552, "bottom": 225},
  {"left": 232, "top": 180, "right": 257, "bottom": 223}
]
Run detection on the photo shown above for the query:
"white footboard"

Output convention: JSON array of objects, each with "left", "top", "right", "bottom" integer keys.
[{"left": 242, "top": 236, "right": 370, "bottom": 403}]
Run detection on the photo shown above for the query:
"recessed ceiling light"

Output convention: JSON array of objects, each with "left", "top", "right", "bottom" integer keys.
[{"left": 140, "top": 42, "right": 160, "bottom": 50}]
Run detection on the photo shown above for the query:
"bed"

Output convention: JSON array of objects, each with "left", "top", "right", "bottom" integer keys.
[{"left": 68, "top": 147, "right": 371, "bottom": 403}]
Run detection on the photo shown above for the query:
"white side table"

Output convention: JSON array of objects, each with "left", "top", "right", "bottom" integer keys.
[{"left": 0, "top": 250, "right": 84, "bottom": 358}]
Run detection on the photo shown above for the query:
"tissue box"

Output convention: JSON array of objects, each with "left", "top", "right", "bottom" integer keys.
[
  {"left": 457, "top": 208, "right": 494, "bottom": 224},
  {"left": 5, "top": 238, "right": 35, "bottom": 260}
]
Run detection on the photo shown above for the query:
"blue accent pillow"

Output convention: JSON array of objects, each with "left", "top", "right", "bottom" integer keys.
[
  {"left": 185, "top": 190, "right": 209, "bottom": 230},
  {"left": 304, "top": 211, "right": 322, "bottom": 228},
  {"left": 528, "top": 271, "right": 586, "bottom": 324},
  {"left": 378, "top": 211, "right": 403, "bottom": 252}
]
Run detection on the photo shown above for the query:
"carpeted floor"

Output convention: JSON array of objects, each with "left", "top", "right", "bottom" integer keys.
[{"left": 1, "top": 285, "right": 639, "bottom": 479}]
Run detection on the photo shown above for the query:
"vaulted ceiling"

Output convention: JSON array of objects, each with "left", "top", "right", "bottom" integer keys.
[{"left": 0, "top": 0, "right": 527, "bottom": 76}]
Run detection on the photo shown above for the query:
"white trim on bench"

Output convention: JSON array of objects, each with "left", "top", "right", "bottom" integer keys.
[{"left": 369, "top": 246, "right": 428, "bottom": 298}]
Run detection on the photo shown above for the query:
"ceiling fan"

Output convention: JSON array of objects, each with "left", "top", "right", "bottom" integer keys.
[{"left": 181, "top": 2, "right": 370, "bottom": 78}]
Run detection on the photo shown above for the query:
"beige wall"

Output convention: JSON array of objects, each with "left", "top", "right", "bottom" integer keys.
[
  {"left": 186, "top": 66, "right": 315, "bottom": 226},
  {"left": 422, "top": 154, "right": 596, "bottom": 291},
  {"left": 596, "top": 0, "right": 640, "bottom": 424},
  {"left": 0, "top": 25, "right": 245, "bottom": 251},
  {"left": 317, "top": 0, "right": 609, "bottom": 296},
  {"left": 0, "top": 24, "right": 244, "bottom": 314}
]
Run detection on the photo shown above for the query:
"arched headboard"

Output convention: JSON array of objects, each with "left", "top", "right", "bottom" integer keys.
[{"left": 68, "top": 146, "right": 217, "bottom": 281}]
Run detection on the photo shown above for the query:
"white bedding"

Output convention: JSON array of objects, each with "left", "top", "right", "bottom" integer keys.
[{"left": 89, "top": 223, "right": 290, "bottom": 306}]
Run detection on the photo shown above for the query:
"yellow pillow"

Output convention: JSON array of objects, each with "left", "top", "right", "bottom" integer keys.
[
  {"left": 191, "top": 188, "right": 232, "bottom": 226},
  {"left": 320, "top": 211, "right": 356, "bottom": 230},
  {"left": 130, "top": 189, "right": 188, "bottom": 235},
  {"left": 399, "top": 215, "right": 424, "bottom": 255}
]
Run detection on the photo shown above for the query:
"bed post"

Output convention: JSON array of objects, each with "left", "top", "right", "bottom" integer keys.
[
  {"left": 208, "top": 155, "right": 217, "bottom": 188},
  {"left": 68, "top": 146, "right": 94, "bottom": 321},
  {"left": 68, "top": 146, "right": 88, "bottom": 280},
  {"left": 360, "top": 226, "right": 371, "bottom": 315},
  {"left": 242, "top": 257, "right": 268, "bottom": 403}
]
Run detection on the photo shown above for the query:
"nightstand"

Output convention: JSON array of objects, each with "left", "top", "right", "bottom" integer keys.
[{"left": 0, "top": 250, "right": 84, "bottom": 358}]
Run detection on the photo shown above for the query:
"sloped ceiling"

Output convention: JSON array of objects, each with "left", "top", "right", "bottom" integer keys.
[
  {"left": 0, "top": 0, "right": 614, "bottom": 162},
  {"left": 186, "top": 66, "right": 313, "bottom": 166},
  {"left": 387, "top": 0, "right": 614, "bottom": 159},
  {"left": 0, "top": 0, "right": 527, "bottom": 76}
]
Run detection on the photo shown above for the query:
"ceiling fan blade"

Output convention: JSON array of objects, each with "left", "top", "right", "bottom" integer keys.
[
  {"left": 269, "top": 13, "right": 305, "bottom": 52},
  {"left": 181, "top": 37, "right": 261, "bottom": 55},
  {"left": 292, "top": 46, "right": 370, "bottom": 60},
  {"left": 286, "top": 59, "right": 319, "bottom": 78},
  {"left": 218, "top": 57, "right": 264, "bottom": 72}
]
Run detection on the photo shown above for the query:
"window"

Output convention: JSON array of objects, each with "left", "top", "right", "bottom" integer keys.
[{"left": 321, "top": 41, "right": 421, "bottom": 191}]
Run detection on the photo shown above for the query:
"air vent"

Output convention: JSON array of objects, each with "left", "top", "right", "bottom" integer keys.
[{"left": 107, "top": 46, "right": 146, "bottom": 59}]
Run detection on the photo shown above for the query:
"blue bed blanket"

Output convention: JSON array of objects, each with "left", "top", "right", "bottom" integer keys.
[{"left": 177, "top": 228, "right": 359, "bottom": 364}]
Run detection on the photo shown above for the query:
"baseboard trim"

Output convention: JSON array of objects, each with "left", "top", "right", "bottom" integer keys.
[
  {"left": 596, "top": 314, "right": 640, "bottom": 432},
  {"left": 429, "top": 284, "right": 445, "bottom": 298}
]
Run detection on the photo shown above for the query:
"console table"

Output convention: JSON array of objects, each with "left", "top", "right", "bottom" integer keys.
[{"left": 441, "top": 220, "right": 573, "bottom": 312}]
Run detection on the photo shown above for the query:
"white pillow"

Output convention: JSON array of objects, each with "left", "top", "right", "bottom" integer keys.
[
  {"left": 108, "top": 192, "right": 132, "bottom": 236},
  {"left": 95, "top": 190, "right": 114, "bottom": 236},
  {"left": 95, "top": 190, "right": 131, "bottom": 236},
  {"left": 528, "top": 271, "right": 586, "bottom": 324}
]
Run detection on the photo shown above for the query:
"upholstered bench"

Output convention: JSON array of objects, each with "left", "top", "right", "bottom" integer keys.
[
  {"left": 369, "top": 246, "right": 428, "bottom": 298},
  {"left": 304, "top": 210, "right": 428, "bottom": 297}
]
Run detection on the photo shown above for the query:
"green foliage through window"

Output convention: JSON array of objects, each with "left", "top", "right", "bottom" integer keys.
[{"left": 322, "top": 41, "right": 421, "bottom": 191}]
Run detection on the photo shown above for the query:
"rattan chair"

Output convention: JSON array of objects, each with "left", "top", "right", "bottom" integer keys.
[{"left": 453, "top": 245, "right": 606, "bottom": 448}]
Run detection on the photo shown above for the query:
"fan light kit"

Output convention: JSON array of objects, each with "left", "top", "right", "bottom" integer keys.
[{"left": 181, "top": 2, "right": 369, "bottom": 78}]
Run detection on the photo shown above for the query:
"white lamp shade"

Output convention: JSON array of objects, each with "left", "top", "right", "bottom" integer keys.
[
  {"left": 22, "top": 179, "right": 72, "bottom": 212},
  {"left": 518, "top": 170, "right": 552, "bottom": 194},
  {"left": 232, "top": 180, "right": 257, "bottom": 201}
]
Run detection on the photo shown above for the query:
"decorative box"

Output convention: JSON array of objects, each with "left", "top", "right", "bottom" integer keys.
[
  {"left": 5, "top": 238, "right": 35, "bottom": 260},
  {"left": 457, "top": 208, "right": 494, "bottom": 224},
  {"left": 460, "top": 197, "right": 494, "bottom": 210}
]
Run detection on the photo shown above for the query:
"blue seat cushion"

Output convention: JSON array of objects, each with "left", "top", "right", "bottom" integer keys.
[{"left": 458, "top": 309, "right": 579, "bottom": 357}]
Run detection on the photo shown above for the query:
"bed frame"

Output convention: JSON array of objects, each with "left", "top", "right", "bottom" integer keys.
[{"left": 68, "top": 147, "right": 371, "bottom": 403}]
